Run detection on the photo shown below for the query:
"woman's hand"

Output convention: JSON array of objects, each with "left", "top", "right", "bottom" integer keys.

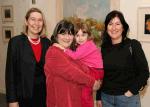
[
  {"left": 53, "top": 43, "right": 65, "bottom": 50},
  {"left": 96, "top": 100, "right": 103, "bottom": 107},
  {"left": 93, "top": 80, "right": 101, "bottom": 91},
  {"left": 93, "top": 80, "right": 103, "bottom": 91},
  {"left": 8, "top": 102, "right": 19, "bottom": 107},
  {"left": 124, "top": 90, "right": 133, "bottom": 97}
]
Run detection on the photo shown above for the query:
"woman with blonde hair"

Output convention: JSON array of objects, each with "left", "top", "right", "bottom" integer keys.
[{"left": 5, "top": 7, "right": 51, "bottom": 107}]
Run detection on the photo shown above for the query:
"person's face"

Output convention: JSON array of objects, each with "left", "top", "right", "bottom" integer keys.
[
  {"left": 75, "top": 29, "right": 88, "bottom": 45},
  {"left": 57, "top": 32, "right": 74, "bottom": 49},
  {"left": 25, "top": 12, "right": 43, "bottom": 37},
  {"left": 107, "top": 17, "right": 123, "bottom": 44}
]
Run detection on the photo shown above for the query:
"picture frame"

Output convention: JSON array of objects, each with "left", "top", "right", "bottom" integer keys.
[
  {"left": 59, "top": 0, "right": 110, "bottom": 20},
  {"left": 2, "top": 26, "right": 14, "bottom": 42},
  {"left": 1, "top": 5, "right": 13, "bottom": 22},
  {"left": 137, "top": 7, "right": 150, "bottom": 42},
  {"left": 32, "top": 0, "right": 36, "bottom": 4},
  {"left": 56, "top": 0, "right": 120, "bottom": 22}
]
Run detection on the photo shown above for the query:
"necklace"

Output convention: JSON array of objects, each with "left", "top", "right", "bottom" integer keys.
[{"left": 28, "top": 36, "right": 41, "bottom": 45}]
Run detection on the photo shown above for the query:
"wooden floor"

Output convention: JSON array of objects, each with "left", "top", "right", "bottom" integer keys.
[{"left": 0, "top": 93, "right": 7, "bottom": 107}]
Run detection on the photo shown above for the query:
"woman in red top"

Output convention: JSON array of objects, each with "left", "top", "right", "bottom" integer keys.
[
  {"left": 44, "top": 20, "right": 100, "bottom": 107},
  {"left": 5, "top": 8, "right": 51, "bottom": 107}
]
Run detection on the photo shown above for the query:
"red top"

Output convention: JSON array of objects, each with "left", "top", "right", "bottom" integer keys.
[
  {"left": 30, "top": 38, "right": 41, "bottom": 62},
  {"left": 44, "top": 46, "right": 95, "bottom": 107}
]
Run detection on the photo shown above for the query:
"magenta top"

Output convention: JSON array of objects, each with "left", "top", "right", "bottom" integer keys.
[{"left": 65, "top": 40, "right": 103, "bottom": 69}]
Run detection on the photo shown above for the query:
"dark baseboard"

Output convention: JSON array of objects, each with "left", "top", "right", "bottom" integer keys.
[{"left": 0, "top": 93, "right": 7, "bottom": 107}]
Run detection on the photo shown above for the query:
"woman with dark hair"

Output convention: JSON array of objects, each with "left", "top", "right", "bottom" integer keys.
[
  {"left": 44, "top": 20, "right": 100, "bottom": 107},
  {"left": 5, "top": 7, "right": 51, "bottom": 107},
  {"left": 96, "top": 10, "right": 149, "bottom": 107}
]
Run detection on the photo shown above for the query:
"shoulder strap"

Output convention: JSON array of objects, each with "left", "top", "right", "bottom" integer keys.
[{"left": 129, "top": 40, "right": 132, "bottom": 56}]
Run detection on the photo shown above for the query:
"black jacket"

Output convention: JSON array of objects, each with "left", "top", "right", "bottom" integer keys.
[
  {"left": 96, "top": 38, "right": 149, "bottom": 100},
  {"left": 5, "top": 34, "right": 51, "bottom": 102}
]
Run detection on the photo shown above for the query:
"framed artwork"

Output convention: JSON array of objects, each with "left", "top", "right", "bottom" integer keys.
[
  {"left": 63, "top": 0, "right": 110, "bottom": 21},
  {"left": 1, "top": 5, "right": 13, "bottom": 22},
  {"left": 56, "top": 0, "right": 120, "bottom": 22},
  {"left": 32, "top": 0, "right": 36, "bottom": 4},
  {"left": 138, "top": 7, "right": 150, "bottom": 42},
  {"left": 2, "top": 26, "right": 14, "bottom": 42}
]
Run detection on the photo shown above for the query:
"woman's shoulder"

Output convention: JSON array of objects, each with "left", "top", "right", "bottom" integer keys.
[
  {"left": 41, "top": 36, "right": 51, "bottom": 46},
  {"left": 126, "top": 38, "right": 141, "bottom": 48},
  {"left": 46, "top": 46, "right": 67, "bottom": 59},
  {"left": 125, "top": 37, "right": 139, "bottom": 43},
  {"left": 41, "top": 35, "right": 50, "bottom": 40},
  {"left": 41, "top": 35, "right": 51, "bottom": 44},
  {"left": 47, "top": 46, "right": 62, "bottom": 54},
  {"left": 131, "top": 39, "right": 140, "bottom": 44},
  {"left": 124, "top": 38, "right": 140, "bottom": 45},
  {"left": 124, "top": 38, "right": 142, "bottom": 51},
  {"left": 9, "top": 34, "right": 27, "bottom": 43},
  {"left": 12, "top": 33, "right": 25, "bottom": 39}
]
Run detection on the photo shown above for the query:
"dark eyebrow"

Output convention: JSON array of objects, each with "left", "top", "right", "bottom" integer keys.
[{"left": 83, "top": 31, "right": 87, "bottom": 33}]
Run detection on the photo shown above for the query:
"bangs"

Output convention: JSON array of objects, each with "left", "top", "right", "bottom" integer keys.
[
  {"left": 58, "top": 28, "right": 74, "bottom": 35},
  {"left": 82, "top": 30, "right": 88, "bottom": 34},
  {"left": 54, "top": 20, "right": 75, "bottom": 35}
]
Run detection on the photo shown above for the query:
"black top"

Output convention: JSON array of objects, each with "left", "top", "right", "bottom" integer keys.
[
  {"left": 96, "top": 38, "right": 149, "bottom": 100},
  {"left": 5, "top": 34, "right": 51, "bottom": 103}
]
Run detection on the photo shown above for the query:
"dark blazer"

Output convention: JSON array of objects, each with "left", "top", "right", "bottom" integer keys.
[{"left": 5, "top": 34, "right": 51, "bottom": 102}]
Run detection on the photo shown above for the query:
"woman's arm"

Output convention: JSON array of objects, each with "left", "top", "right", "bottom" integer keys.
[
  {"left": 96, "top": 100, "right": 102, "bottom": 107},
  {"left": 5, "top": 38, "right": 18, "bottom": 103},
  {"left": 8, "top": 102, "right": 19, "bottom": 107},
  {"left": 44, "top": 47, "right": 95, "bottom": 87},
  {"left": 129, "top": 39, "right": 149, "bottom": 94},
  {"left": 65, "top": 40, "right": 97, "bottom": 60}
]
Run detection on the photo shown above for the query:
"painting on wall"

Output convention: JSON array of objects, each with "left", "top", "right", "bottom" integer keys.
[
  {"left": 63, "top": 0, "right": 110, "bottom": 21},
  {"left": 144, "top": 14, "right": 150, "bottom": 34},
  {"left": 1, "top": 5, "right": 13, "bottom": 22},
  {"left": 2, "top": 26, "right": 14, "bottom": 42},
  {"left": 32, "top": 0, "right": 36, "bottom": 4},
  {"left": 138, "top": 7, "right": 150, "bottom": 42}
]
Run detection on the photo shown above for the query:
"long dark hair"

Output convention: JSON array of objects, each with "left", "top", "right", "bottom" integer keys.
[{"left": 102, "top": 10, "right": 129, "bottom": 48}]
